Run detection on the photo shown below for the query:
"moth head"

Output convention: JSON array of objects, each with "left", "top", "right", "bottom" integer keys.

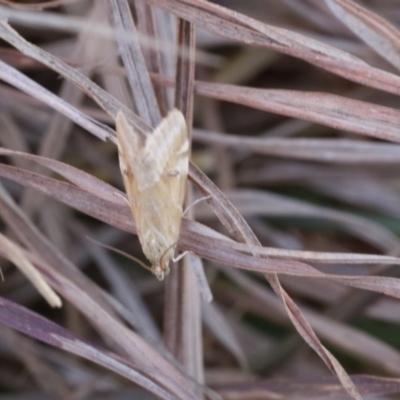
[
  {"left": 153, "top": 262, "right": 170, "bottom": 281},
  {"left": 152, "top": 244, "right": 174, "bottom": 280}
]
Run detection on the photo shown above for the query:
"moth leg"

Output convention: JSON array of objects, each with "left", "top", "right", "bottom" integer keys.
[
  {"left": 173, "top": 250, "right": 192, "bottom": 263},
  {"left": 183, "top": 195, "right": 212, "bottom": 216}
]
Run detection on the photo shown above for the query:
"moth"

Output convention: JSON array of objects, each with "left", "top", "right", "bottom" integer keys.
[{"left": 116, "top": 109, "right": 189, "bottom": 280}]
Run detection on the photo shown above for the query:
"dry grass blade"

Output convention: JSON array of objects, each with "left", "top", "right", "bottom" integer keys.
[
  {"left": 78, "top": 224, "right": 162, "bottom": 346},
  {"left": 0, "top": 182, "right": 200, "bottom": 400},
  {"left": 202, "top": 302, "right": 247, "bottom": 369},
  {"left": 107, "top": 0, "right": 161, "bottom": 126},
  {"left": 19, "top": 2, "right": 110, "bottom": 219},
  {"left": 307, "top": 310, "right": 400, "bottom": 375},
  {"left": 4, "top": 161, "right": 400, "bottom": 309},
  {"left": 189, "top": 253, "right": 213, "bottom": 303},
  {"left": 0, "top": 327, "right": 71, "bottom": 398},
  {"left": 4, "top": 145, "right": 400, "bottom": 268},
  {"left": 302, "top": 174, "right": 400, "bottom": 217},
  {"left": 0, "top": 232, "right": 61, "bottom": 308},
  {"left": 0, "top": 60, "right": 112, "bottom": 141},
  {"left": 145, "top": 0, "right": 400, "bottom": 95},
  {"left": 174, "top": 19, "right": 195, "bottom": 129},
  {"left": 0, "top": 0, "right": 82, "bottom": 9},
  {"left": 188, "top": 167, "right": 361, "bottom": 399},
  {"left": 2, "top": 2, "right": 400, "bottom": 398},
  {"left": 162, "top": 14, "right": 204, "bottom": 389},
  {"left": 3, "top": 157, "right": 400, "bottom": 277},
  {"left": 194, "top": 82, "right": 400, "bottom": 143},
  {"left": 0, "top": 19, "right": 149, "bottom": 133},
  {"left": 225, "top": 269, "right": 400, "bottom": 377},
  {"left": 326, "top": 0, "right": 400, "bottom": 71},
  {"left": 218, "top": 189, "right": 397, "bottom": 251},
  {"left": 0, "top": 147, "right": 123, "bottom": 204},
  {"left": 0, "top": 296, "right": 179, "bottom": 400},
  {"left": 154, "top": 73, "right": 400, "bottom": 143},
  {"left": 194, "top": 131, "right": 400, "bottom": 164},
  {"left": 271, "top": 287, "right": 361, "bottom": 399},
  {"left": 217, "top": 375, "right": 400, "bottom": 399}
]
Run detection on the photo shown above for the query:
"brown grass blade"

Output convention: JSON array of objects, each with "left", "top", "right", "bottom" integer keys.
[
  {"left": 0, "top": 180, "right": 201, "bottom": 400},
  {"left": 0, "top": 326, "right": 71, "bottom": 398},
  {"left": 20, "top": 2, "right": 108, "bottom": 218},
  {"left": 326, "top": 0, "right": 400, "bottom": 71},
  {"left": 107, "top": 0, "right": 161, "bottom": 126},
  {"left": 202, "top": 302, "right": 248, "bottom": 369},
  {"left": 164, "top": 14, "right": 204, "bottom": 391},
  {"left": 193, "top": 82, "right": 400, "bottom": 143},
  {"left": 194, "top": 131, "right": 400, "bottom": 164},
  {"left": 154, "top": 73, "right": 400, "bottom": 142},
  {"left": 307, "top": 310, "right": 400, "bottom": 375},
  {"left": 2, "top": 151, "right": 397, "bottom": 396},
  {"left": 0, "top": 147, "right": 123, "bottom": 204},
  {"left": 217, "top": 374, "right": 400, "bottom": 399},
  {"left": 216, "top": 189, "right": 398, "bottom": 251},
  {"left": 225, "top": 269, "right": 400, "bottom": 376},
  {"left": 0, "top": 60, "right": 111, "bottom": 141},
  {"left": 0, "top": 19, "right": 149, "bottom": 133},
  {"left": 366, "top": 298, "right": 400, "bottom": 324},
  {"left": 0, "top": 296, "right": 182, "bottom": 400},
  {"left": 175, "top": 19, "right": 195, "bottom": 131},
  {"left": 2, "top": 2, "right": 400, "bottom": 398},
  {"left": 146, "top": 0, "right": 400, "bottom": 96},
  {"left": 0, "top": 0, "right": 82, "bottom": 10},
  {"left": 188, "top": 163, "right": 361, "bottom": 399},
  {"left": 2, "top": 154, "right": 400, "bottom": 269},
  {"left": 0, "top": 114, "right": 30, "bottom": 169},
  {"left": 305, "top": 175, "right": 400, "bottom": 218},
  {"left": 188, "top": 253, "right": 213, "bottom": 303},
  {"left": 75, "top": 222, "right": 162, "bottom": 346},
  {"left": 0, "top": 231, "right": 61, "bottom": 308},
  {"left": 1, "top": 151, "right": 400, "bottom": 279}
]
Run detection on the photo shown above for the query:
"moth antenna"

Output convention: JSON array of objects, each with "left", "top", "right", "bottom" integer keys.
[
  {"left": 159, "top": 239, "right": 181, "bottom": 267},
  {"left": 183, "top": 195, "right": 212, "bottom": 216},
  {"left": 86, "top": 237, "right": 153, "bottom": 273}
]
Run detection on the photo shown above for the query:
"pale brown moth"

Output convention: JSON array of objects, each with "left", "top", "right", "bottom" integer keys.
[{"left": 116, "top": 109, "right": 189, "bottom": 280}]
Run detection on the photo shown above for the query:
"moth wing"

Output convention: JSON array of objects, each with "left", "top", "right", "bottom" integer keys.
[
  {"left": 141, "top": 109, "right": 189, "bottom": 249},
  {"left": 148, "top": 109, "right": 189, "bottom": 210},
  {"left": 115, "top": 111, "right": 143, "bottom": 208},
  {"left": 115, "top": 110, "right": 189, "bottom": 266}
]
